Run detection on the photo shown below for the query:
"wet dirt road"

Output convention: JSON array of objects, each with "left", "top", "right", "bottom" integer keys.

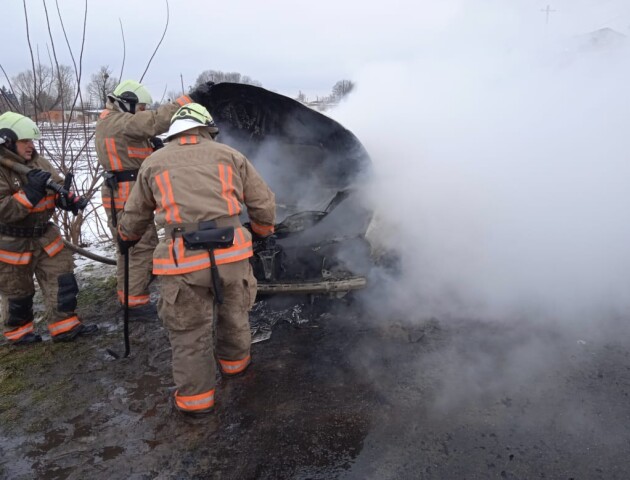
[{"left": 2, "top": 267, "right": 630, "bottom": 479}]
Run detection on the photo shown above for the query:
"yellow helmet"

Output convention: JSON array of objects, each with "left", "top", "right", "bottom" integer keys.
[
  {"left": 109, "top": 79, "right": 152, "bottom": 113},
  {"left": 0, "top": 112, "right": 41, "bottom": 143}
]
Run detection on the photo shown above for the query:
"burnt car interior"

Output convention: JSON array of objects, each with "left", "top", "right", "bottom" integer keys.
[{"left": 193, "top": 83, "right": 373, "bottom": 294}]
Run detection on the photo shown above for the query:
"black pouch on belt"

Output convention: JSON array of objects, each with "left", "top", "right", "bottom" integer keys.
[
  {"left": 182, "top": 226, "right": 235, "bottom": 305},
  {"left": 182, "top": 227, "right": 235, "bottom": 250}
]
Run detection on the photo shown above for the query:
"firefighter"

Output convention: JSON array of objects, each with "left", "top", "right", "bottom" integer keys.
[
  {"left": 95, "top": 79, "right": 192, "bottom": 316},
  {"left": 117, "top": 103, "right": 275, "bottom": 416},
  {"left": 0, "top": 112, "right": 98, "bottom": 345}
]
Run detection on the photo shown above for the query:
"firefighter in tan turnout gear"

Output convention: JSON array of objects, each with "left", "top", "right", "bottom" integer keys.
[
  {"left": 95, "top": 79, "right": 192, "bottom": 315},
  {"left": 0, "top": 112, "right": 98, "bottom": 345},
  {"left": 117, "top": 103, "right": 276, "bottom": 416}
]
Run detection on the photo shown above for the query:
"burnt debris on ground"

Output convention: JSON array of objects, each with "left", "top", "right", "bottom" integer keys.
[{"left": 2, "top": 266, "right": 630, "bottom": 478}]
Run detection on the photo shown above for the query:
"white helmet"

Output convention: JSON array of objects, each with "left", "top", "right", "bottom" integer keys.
[{"left": 165, "top": 103, "right": 219, "bottom": 139}]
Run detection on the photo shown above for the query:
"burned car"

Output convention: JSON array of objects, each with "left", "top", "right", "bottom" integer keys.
[{"left": 193, "top": 83, "right": 373, "bottom": 295}]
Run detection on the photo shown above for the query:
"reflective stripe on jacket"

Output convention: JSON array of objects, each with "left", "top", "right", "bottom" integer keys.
[
  {"left": 118, "top": 129, "right": 276, "bottom": 275},
  {"left": 0, "top": 152, "right": 66, "bottom": 264},
  {"left": 95, "top": 96, "right": 192, "bottom": 211}
]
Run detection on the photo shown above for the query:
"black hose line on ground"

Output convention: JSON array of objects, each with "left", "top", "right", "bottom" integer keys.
[{"left": 63, "top": 239, "right": 116, "bottom": 265}]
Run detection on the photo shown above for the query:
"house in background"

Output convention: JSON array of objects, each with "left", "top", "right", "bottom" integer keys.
[{"left": 36, "top": 109, "right": 99, "bottom": 124}]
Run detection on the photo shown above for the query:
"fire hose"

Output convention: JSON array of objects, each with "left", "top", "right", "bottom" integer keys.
[
  {"left": 0, "top": 147, "right": 89, "bottom": 209},
  {"left": 62, "top": 239, "right": 116, "bottom": 265},
  {"left": 0, "top": 145, "right": 116, "bottom": 265}
]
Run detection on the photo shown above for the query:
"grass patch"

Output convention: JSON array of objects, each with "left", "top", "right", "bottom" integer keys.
[
  {"left": 0, "top": 345, "right": 55, "bottom": 393},
  {"left": 77, "top": 274, "right": 117, "bottom": 311},
  {"left": 0, "top": 344, "right": 58, "bottom": 421}
]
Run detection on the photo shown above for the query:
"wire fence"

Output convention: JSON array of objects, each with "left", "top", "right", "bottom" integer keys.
[{"left": 38, "top": 122, "right": 110, "bottom": 247}]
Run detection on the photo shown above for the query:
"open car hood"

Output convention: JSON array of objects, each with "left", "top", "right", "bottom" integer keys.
[{"left": 193, "top": 83, "right": 373, "bottom": 286}]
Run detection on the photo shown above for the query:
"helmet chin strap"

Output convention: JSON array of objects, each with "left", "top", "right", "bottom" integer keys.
[
  {"left": 112, "top": 96, "right": 137, "bottom": 114},
  {"left": 118, "top": 100, "right": 137, "bottom": 114}
]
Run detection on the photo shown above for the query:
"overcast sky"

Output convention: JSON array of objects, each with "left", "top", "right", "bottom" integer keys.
[{"left": 2, "top": 0, "right": 630, "bottom": 100}]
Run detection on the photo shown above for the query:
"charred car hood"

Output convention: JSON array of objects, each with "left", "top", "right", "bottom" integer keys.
[{"left": 193, "top": 83, "right": 373, "bottom": 285}]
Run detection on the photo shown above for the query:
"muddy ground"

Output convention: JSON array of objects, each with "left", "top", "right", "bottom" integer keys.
[{"left": 2, "top": 261, "right": 630, "bottom": 479}]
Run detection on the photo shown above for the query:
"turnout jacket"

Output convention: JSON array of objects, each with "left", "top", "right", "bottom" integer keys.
[
  {"left": 118, "top": 129, "right": 276, "bottom": 275},
  {"left": 95, "top": 95, "right": 192, "bottom": 211},
  {"left": 0, "top": 151, "right": 66, "bottom": 264}
]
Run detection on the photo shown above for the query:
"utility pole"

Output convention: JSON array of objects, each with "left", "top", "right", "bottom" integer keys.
[
  {"left": 102, "top": 71, "right": 110, "bottom": 109},
  {"left": 540, "top": 4, "right": 557, "bottom": 25},
  {"left": 180, "top": 74, "right": 185, "bottom": 96}
]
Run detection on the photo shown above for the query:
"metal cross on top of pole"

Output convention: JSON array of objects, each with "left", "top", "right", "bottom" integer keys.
[{"left": 541, "top": 4, "right": 557, "bottom": 25}]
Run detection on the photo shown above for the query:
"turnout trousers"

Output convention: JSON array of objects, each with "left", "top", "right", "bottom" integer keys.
[
  {"left": 107, "top": 208, "right": 157, "bottom": 308},
  {"left": 158, "top": 259, "right": 257, "bottom": 413},
  {"left": 1, "top": 246, "right": 82, "bottom": 341}
]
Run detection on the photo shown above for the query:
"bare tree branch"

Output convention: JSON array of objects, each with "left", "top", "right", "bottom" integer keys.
[
  {"left": 118, "top": 18, "right": 126, "bottom": 81},
  {"left": 159, "top": 84, "right": 168, "bottom": 104},
  {"left": 23, "top": 0, "right": 40, "bottom": 120},
  {"left": 54, "top": 0, "right": 91, "bottom": 197},
  {"left": 0, "top": 64, "right": 21, "bottom": 112},
  {"left": 29, "top": 1, "right": 104, "bottom": 244},
  {"left": 139, "top": 0, "right": 169, "bottom": 82},
  {"left": 43, "top": 1, "right": 68, "bottom": 164},
  {"left": 54, "top": 0, "right": 89, "bottom": 121}
]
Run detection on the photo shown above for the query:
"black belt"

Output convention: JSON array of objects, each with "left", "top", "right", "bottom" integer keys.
[
  {"left": 109, "top": 169, "right": 139, "bottom": 183},
  {"left": 103, "top": 170, "right": 139, "bottom": 227},
  {"left": 0, "top": 222, "right": 50, "bottom": 238},
  {"left": 163, "top": 216, "right": 242, "bottom": 236}
]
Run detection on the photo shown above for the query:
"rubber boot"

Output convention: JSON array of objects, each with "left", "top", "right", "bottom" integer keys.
[
  {"left": 52, "top": 323, "right": 99, "bottom": 343},
  {"left": 169, "top": 392, "right": 215, "bottom": 424},
  {"left": 11, "top": 332, "right": 42, "bottom": 346}
]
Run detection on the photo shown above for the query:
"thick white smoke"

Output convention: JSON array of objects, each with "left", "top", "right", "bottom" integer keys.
[{"left": 333, "top": 1, "right": 630, "bottom": 334}]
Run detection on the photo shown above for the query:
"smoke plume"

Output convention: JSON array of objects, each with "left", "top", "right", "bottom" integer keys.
[{"left": 334, "top": 1, "right": 630, "bottom": 336}]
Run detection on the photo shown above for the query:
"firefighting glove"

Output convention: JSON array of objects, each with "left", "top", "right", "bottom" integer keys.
[
  {"left": 56, "top": 191, "right": 82, "bottom": 215},
  {"left": 149, "top": 136, "right": 164, "bottom": 151},
  {"left": 244, "top": 222, "right": 272, "bottom": 251},
  {"left": 23, "top": 169, "right": 51, "bottom": 206},
  {"left": 55, "top": 173, "right": 81, "bottom": 215},
  {"left": 189, "top": 81, "right": 215, "bottom": 103},
  {"left": 117, "top": 233, "right": 140, "bottom": 255}
]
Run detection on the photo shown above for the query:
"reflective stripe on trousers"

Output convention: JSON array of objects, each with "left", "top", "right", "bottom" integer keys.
[
  {"left": 175, "top": 388, "right": 215, "bottom": 412},
  {"left": 117, "top": 291, "right": 150, "bottom": 307},
  {"left": 48, "top": 315, "right": 80, "bottom": 336},
  {"left": 3, "top": 322, "right": 34, "bottom": 341},
  {"left": 219, "top": 355, "right": 251, "bottom": 375}
]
